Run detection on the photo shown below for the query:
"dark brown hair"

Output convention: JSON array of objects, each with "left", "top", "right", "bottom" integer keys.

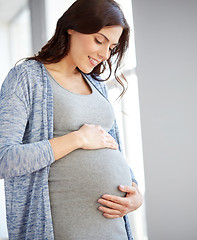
[{"left": 28, "top": 0, "right": 130, "bottom": 99}]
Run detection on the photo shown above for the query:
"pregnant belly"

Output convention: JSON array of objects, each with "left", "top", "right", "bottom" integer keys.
[
  {"left": 48, "top": 149, "right": 131, "bottom": 239},
  {"left": 49, "top": 148, "right": 132, "bottom": 198}
]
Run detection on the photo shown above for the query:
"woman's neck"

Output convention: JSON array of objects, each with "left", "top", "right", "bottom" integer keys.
[{"left": 44, "top": 56, "right": 79, "bottom": 78}]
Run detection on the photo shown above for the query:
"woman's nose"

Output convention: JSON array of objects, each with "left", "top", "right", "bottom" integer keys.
[{"left": 98, "top": 47, "right": 110, "bottom": 61}]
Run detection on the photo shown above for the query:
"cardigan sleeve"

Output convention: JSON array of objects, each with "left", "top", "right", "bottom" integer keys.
[{"left": 0, "top": 75, "right": 55, "bottom": 179}]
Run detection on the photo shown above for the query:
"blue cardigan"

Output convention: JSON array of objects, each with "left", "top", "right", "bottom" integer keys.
[{"left": 0, "top": 60, "right": 135, "bottom": 240}]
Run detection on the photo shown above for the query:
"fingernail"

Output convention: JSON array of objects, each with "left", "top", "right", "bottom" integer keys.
[{"left": 120, "top": 185, "right": 125, "bottom": 189}]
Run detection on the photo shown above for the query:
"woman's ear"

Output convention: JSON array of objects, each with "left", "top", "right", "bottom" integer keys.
[{"left": 67, "top": 29, "right": 74, "bottom": 35}]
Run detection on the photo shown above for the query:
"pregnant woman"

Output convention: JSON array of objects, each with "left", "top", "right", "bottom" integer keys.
[{"left": 0, "top": 0, "right": 142, "bottom": 239}]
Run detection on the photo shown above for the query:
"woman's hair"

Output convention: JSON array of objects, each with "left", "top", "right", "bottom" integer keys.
[{"left": 28, "top": 0, "right": 130, "bottom": 99}]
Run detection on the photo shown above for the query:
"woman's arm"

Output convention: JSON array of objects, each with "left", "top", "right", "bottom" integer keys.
[
  {"left": 0, "top": 93, "right": 55, "bottom": 179},
  {"left": 0, "top": 93, "right": 118, "bottom": 178},
  {"left": 50, "top": 124, "right": 118, "bottom": 161}
]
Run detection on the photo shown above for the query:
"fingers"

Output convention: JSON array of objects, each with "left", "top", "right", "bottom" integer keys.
[
  {"left": 98, "top": 205, "right": 121, "bottom": 216},
  {"left": 79, "top": 124, "right": 119, "bottom": 150},
  {"left": 96, "top": 125, "right": 117, "bottom": 144},
  {"left": 119, "top": 185, "right": 137, "bottom": 194},
  {"left": 103, "top": 134, "right": 118, "bottom": 149},
  {"left": 97, "top": 197, "right": 127, "bottom": 218},
  {"left": 106, "top": 141, "right": 118, "bottom": 149},
  {"left": 98, "top": 195, "right": 128, "bottom": 218},
  {"left": 105, "top": 134, "right": 119, "bottom": 149},
  {"left": 97, "top": 198, "right": 122, "bottom": 211},
  {"left": 99, "top": 194, "right": 125, "bottom": 205},
  {"left": 102, "top": 213, "right": 120, "bottom": 219}
]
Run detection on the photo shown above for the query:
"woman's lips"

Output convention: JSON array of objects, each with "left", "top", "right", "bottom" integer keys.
[{"left": 88, "top": 56, "right": 100, "bottom": 66}]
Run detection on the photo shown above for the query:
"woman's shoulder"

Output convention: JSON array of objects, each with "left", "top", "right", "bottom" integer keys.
[
  {"left": 1, "top": 60, "right": 44, "bottom": 97},
  {"left": 9, "top": 59, "right": 43, "bottom": 83}
]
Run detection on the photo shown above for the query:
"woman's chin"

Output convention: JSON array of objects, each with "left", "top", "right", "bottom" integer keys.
[{"left": 77, "top": 66, "right": 94, "bottom": 74}]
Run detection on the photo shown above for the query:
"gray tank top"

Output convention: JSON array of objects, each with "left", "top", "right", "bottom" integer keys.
[{"left": 48, "top": 71, "right": 132, "bottom": 240}]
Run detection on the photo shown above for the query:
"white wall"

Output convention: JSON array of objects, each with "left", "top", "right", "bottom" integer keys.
[
  {"left": 132, "top": 0, "right": 197, "bottom": 239},
  {"left": 0, "top": 23, "right": 10, "bottom": 85},
  {"left": 45, "top": 0, "right": 76, "bottom": 40},
  {"left": 0, "top": 23, "right": 10, "bottom": 239}
]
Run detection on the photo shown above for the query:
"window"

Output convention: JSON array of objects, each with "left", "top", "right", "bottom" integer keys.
[{"left": 9, "top": 5, "right": 32, "bottom": 66}]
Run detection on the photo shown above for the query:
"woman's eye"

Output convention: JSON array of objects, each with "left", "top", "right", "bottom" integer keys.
[{"left": 95, "top": 38, "right": 102, "bottom": 44}]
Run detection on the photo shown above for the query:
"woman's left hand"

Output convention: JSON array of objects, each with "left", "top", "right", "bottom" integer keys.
[{"left": 97, "top": 182, "right": 143, "bottom": 218}]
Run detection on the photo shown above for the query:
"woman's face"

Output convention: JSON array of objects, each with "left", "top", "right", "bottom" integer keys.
[{"left": 67, "top": 25, "right": 123, "bottom": 73}]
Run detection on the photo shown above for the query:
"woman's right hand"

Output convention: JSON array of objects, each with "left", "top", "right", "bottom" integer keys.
[{"left": 77, "top": 124, "right": 119, "bottom": 150}]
